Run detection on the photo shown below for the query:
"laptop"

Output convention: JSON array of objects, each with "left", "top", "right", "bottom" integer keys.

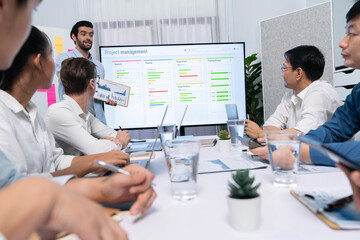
[
  {"left": 175, "top": 104, "right": 188, "bottom": 137},
  {"left": 225, "top": 104, "right": 239, "bottom": 120},
  {"left": 299, "top": 135, "right": 360, "bottom": 170},
  {"left": 129, "top": 105, "right": 169, "bottom": 168}
]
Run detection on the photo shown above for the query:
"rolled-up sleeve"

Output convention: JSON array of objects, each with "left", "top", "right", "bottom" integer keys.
[
  {"left": 263, "top": 93, "right": 291, "bottom": 129},
  {"left": 46, "top": 105, "right": 117, "bottom": 155}
]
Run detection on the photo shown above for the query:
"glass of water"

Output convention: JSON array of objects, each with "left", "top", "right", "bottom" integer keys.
[
  {"left": 163, "top": 139, "right": 200, "bottom": 201},
  {"left": 158, "top": 124, "right": 176, "bottom": 146},
  {"left": 265, "top": 131, "right": 301, "bottom": 188},
  {"left": 227, "top": 119, "right": 245, "bottom": 147}
]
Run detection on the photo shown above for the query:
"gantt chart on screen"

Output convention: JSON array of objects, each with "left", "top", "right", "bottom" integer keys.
[{"left": 100, "top": 43, "right": 246, "bottom": 129}]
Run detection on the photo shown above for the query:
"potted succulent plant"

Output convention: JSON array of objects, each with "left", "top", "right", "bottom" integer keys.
[
  {"left": 217, "top": 130, "right": 231, "bottom": 153},
  {"left": 227, "top": 169, "right": 261, "bottom": 231}
]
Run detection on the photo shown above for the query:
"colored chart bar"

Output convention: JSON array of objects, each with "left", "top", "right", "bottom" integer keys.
[
  {"left": 211, "top": 78, "right": 229, "bottom": 80},
  {"left": 180, "top": 75, "right": 199, "bottom": 77},
  {"left": 149, "top": 90, "right": 168, "bottom": 93},
  {"left": 217, "top": 95, "right": 229, "bottom": 97},
  {"left": 217, "top": 99, "right": 229, "bottom": 101},
  {"left": 150, "top": 102, "right": 166, "bottom": 104},
  {"left": 148, "top": 72, "right": 164, "bottom": 74},
  {"left": 217, "top": 91, "right": 228, "bottom": 93},
  {"left": 211, "top": 84, "right": 229, "bottom": 87},
  {"left": 211, "top": 72, "right": 229, "bottom": 74}
]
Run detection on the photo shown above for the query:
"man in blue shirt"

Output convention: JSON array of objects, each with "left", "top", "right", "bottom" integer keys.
[{"left": 56, "top": 21, "right": 115, "bottom": 124}]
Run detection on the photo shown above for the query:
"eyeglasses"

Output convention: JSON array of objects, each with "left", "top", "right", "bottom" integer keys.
[{"left": 281, "top": 65, "right": 293, "bottom": 72}]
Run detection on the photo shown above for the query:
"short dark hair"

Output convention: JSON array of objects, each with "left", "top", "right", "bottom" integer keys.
[
  {"left": 346, "top": 1, "right": 360, "bottom": 23},
  {"left": 0, "top": 26, "right": 51, "bottom": 91},
  {"left": 70, "top": 21, "right": 93, "bottom": 42},
  {"left": 16, "top": 0, "right": 28, "bottom": 7},
  {"left": 284, "top": 45, "right": 325, "bottom": 81},
  {"left": 60, "top": 58, "right": 96, "bottom": 95}
]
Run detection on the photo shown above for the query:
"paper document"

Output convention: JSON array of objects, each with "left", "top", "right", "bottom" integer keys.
[
  {"left": 94, "top": 77, "right": 130, "bottom": 107},
  {"left": 296, "top": 163, "right": 341, "bottom": 175},
  {"left": 198, "top": 151, "right": 267, "bottom": 174},
  {"left": 292, "top": 188, "right": 360, "bottom": 229}
]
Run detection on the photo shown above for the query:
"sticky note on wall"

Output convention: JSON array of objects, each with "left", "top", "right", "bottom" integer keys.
[
  {"left": 47, "top": 84, "right": 56, "bottom": 107},
  {"left": 54, "top": 37, "right": 64, "bottom": 53}
]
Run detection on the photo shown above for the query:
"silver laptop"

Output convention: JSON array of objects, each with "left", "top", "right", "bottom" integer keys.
[{"left": 130, "top": 105, "right": 168, "bottom": 168}]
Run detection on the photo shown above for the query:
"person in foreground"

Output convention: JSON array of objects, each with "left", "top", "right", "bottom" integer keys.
[
  {"left": 0, "top": 0, "right": 154, "bottom": 239},
  {"left": 0, "top": 177, "right": 127, "bottom": 240},
  {"left": 252, "top": 0, "right": 360, "bottom": 211},
  {"left": 245, "top": 45, "right": 341, "bottom": 139},
  {"left": 45, "top": 57, "right": 130, "bottom": 156}
]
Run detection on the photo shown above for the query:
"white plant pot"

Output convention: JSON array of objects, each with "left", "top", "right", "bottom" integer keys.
[
  {"left": 227, "top": 195, "right": 261, "bottom": 231},
  {"left": 218, "top": 139, "right": 231, "bottom": 153}
]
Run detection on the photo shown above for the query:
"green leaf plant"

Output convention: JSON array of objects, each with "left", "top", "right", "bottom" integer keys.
[
  {"left": 218, "top": 130, "right": 230, "bottom": 140},
  {"left": 245, "top": 53, "right": 263, "bottom": 126},
  {"left": 228, "top": 169, "right": 261, "bottom": 199}
]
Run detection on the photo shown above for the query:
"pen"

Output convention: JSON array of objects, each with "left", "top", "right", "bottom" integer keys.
[
  {"left": 95, "top": 160, "right": 157, "bottom": 186},
  {"left": 325, "top": 194, "right": 353, "bottom": 211},
  {"left": 247, "top": 114, "right": 250, "bottom": 120},
  {"left": 95, "top": 160, "right": 130, "bottom": 175},
  {"left": 118, "top": 125, "right": 123, "bottom": 131}
]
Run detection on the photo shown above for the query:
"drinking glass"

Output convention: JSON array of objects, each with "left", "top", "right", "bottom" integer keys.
[
  {"left": 158, "top": 124, "right": 176, "bottom": 146},
  {"left": 227, "top": 119, "right": 245, "bottom": 147},
  {"left": 265, "top": 131, "right": 301, "bottom": 188},
  {"left": 163, "top": 139, "right": 200, "bottom": 200}
]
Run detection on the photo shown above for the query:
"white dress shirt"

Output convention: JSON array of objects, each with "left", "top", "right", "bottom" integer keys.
[
  {"left": 0, "top": 90, "right": 74, "bottom": 177},
  {"left": 45, "top": 95, "right": 118, "bottom": 156},
  {"left": 264, "top": 81, "right": 342, "bottom": 133}
]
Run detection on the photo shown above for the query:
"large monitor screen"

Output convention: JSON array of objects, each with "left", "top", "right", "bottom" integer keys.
[{"left": 100, "top": 43, "right": 246, "bottom": 129}]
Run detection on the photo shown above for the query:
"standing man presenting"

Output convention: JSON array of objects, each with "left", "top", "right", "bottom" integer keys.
[{"left": 57, "top": 20, "right": 114, "bottom": 124}]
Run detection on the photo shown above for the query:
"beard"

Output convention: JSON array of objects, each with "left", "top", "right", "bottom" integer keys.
[{"left": 77, "top": 38, "right": 92, "bottom": 51}]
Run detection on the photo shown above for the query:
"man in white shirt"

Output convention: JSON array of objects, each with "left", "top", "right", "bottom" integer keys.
[
  {"left": 45, "top": 57, "right": 131, "bottom": 156},
  {"left": 245, "top": 45, "right": 342, "bottom": 138}
]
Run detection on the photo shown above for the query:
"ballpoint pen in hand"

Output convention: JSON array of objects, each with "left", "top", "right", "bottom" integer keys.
[
  {"left": 324, "top": 194, "right": 353, "bottom": 211},
  {"left": 95, "top": 160, "right": 156, "bottom": 186},
  {"left": 95, "top": 160, "right": 130, "bottom": 175}
]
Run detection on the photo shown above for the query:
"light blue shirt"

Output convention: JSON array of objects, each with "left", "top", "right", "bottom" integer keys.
[
  {"left": 56, "top": 48, "right": 107, "bottom": 124},
  {"left": 0, "top": 150, "right": 24, "bottom": 189}
]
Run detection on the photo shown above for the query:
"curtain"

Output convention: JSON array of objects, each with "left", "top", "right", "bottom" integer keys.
[{"left": 78, "top": 0, "right": 234, "bottom": 48}]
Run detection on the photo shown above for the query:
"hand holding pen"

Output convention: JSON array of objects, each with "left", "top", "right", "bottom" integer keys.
[{"left": 95, "top": 160, "right": 157, "bottom": 215}]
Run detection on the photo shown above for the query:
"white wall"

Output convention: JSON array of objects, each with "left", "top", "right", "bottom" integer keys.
[
  {"left": 229, "top": 0, "right": 307, "bottom": 57},
  {"left": 33, "top": 0, "right": 80, "bottom": 29}
]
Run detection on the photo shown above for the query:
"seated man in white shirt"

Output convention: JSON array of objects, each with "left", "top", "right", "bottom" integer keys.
[
  {"left": 245, "top": 45, "right": 342, "bottom": 138},
  {"left": 45, "top": 57, "right": 131, "bottom": 156}
]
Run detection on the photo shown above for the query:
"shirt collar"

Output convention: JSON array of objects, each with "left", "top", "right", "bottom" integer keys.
[
  {"left": 0, "top": 90, "right": 38, "bottom": 119},
  {"left": 73, "top": 47, "right": 92, "bottom": 60},
  {"left": 291, "top": 81, "right": 317, "bottom": 105},
  {"left": 63, "top": 95, "right": 90, "bottom": 119}
]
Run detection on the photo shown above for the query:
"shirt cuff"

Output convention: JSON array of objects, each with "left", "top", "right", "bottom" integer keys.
[
  {"left": 309, "top": 147, "right": 336, "bottom": 166},
  {"left": 51, "top": 175, "right": 77, "bottom": 186}
]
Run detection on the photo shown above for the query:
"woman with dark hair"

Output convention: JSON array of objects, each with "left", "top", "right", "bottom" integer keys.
[{"left": 0, "top": 26, "right": 130, "bottom": 177}]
